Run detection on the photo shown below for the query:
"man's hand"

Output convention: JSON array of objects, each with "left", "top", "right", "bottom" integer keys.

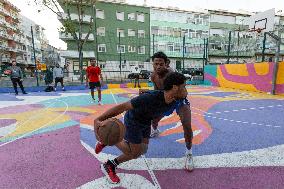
[{"left": 20, "top": 79, "right": 23, "bottom": 82}]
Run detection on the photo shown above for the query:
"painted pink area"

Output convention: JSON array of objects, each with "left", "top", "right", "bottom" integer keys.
[
  {"left": 155, "top": 167, "right": 284, "bottom": 189},
  {"left": 0, "top": 119, "right": 16, "bottom": 128},
  {"left": 0, "top": 104, "right": 44, "bottom": 114},
  {"left": 219, "top": 63, "right": 274, "bottom": 92},
  {"left": 0, "top": 126, "right": 102, "bottom": 188},
  {"left": 205, "top": 73, "right": 220, "bottom": 86},
  {"left": 120, "top": 83, "right": 128, "bottom": 88},
  {"left": 276, "top": 83, "right": 284, "bottom": 94},
  {"left": 0, "top": 126, "right": 152, "bottom": 188}
]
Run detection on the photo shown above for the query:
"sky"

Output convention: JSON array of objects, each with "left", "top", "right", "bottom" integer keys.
[{"left": 8, "top": 0, "right": 284, "bottom": 50}]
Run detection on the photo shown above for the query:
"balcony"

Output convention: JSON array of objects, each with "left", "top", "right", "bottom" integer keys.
[
  {"left": 57, "top": 12, "right": 92, "bottom": 23},
  {"left": 59, "top": 32, "right": 94, "bottom": 41},
  {"left": 60, "top": 50, "right": 95, "bottom": 58}
]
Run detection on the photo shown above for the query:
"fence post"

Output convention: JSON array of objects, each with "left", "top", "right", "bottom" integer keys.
[
  {"left": 182, "top": 35, "right": 185, "bottom": 70},
  {"left": 271, "top": 39, "right": 281, "bottom": 95},
  {"left": 227, "top": 31, "right": 232, "bottom": 64},
  {"left": 152, "top": 34, "right": 155, "bottom": 55},
  {"left": 31, "top": 26, "right": 39, "bottom": 87},
  {"left": 261, "top": 32, "right": 267, "bottom": 62},
  {"left": 119, "top": 32, "right": 121, "bottom": 78}
]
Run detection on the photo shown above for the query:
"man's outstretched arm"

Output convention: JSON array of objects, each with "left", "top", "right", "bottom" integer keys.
[{"left": 94, "top": 101, "right": 133, "bottom": 123}]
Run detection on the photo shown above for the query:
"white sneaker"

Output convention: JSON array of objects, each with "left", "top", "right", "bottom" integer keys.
[
  {"left": 150, "top": 128, "right": 160, "bottom": 138},
  {"left": 185, "top": 152, "right": 194, "bottom": 172},
  {"left": 98, "top": 101, "right": 102, "bottom": 105},
  {"left": 54, "top": 88, "right": 57, "bottom": 92}
]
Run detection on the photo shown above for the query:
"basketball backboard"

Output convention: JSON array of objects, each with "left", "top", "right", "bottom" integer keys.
[{"left": 249, "top": 8, "right": 275, "bottom": 33}]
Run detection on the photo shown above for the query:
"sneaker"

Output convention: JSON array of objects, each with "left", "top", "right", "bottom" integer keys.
[
  {"left": 23, "top": 92, "right": 28, "bottom": 94},
  {"left": 95, "top": 142, "right": 106, "bottom": 154},
  {"left": 185, "top": 153, "right": 194, "bottom": 172},
  {"left": 101, "top": 161, "right": 120, "bottom": 184},
  {"left": 150, "top": 128, "right": 160, "bottom": 138},
  {"left": 54, "top": 88, "right": 57, "bottom": 92},
  {"left": 98, "top": 101, "right": 102, "bottom": 105},
  {"left": 15, "top": 93, "right": 18, "bottom": 96},
  {"left": 62, "top": 88, "right": 66, "bottom": 91}
]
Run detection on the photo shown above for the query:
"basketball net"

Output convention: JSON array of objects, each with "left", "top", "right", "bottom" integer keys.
[{"left": 248, "top": 28, "right": 264, "bottom": 37}]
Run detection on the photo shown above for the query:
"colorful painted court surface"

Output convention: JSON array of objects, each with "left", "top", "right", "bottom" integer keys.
[{"left": 0, "top": 86, "right": 284, "bottom": 189}]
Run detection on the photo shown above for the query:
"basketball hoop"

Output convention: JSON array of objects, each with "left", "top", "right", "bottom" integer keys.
[{"left": 248, "top": 28, "right": 264, "bottom": 37}]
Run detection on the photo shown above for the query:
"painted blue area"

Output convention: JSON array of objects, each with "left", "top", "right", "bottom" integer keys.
[
  {"left": 39, "top": 94, "right": 129, "bottom": 108},
  {"left": 0, "top": 94, "right": 24, "bottom": 101},
  {"left": 193, "top": 99, "right": 284, "bottom": 156},
  {"left": 201, "top": 92, "right": 239, "bottom": 97},
  {"left": 0, "top": 120, "right": 78, "bottom": 143}
]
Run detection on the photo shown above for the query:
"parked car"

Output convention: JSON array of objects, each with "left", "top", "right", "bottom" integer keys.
[{"left": 128, "top": 70, "right": 151, "bottom": 79}]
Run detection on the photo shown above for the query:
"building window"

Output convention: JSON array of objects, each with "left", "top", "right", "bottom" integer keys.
[
  {"left": 137, "top": 13, "right": 145, "bottom": 22},
  {"left": 116, "top": 11, "right": 124, "bottom": 21},
  {"left": 167, "top": 43, "right": 174, "bottom": 52},
  {"left": 151, "top": 26, "right": 158, "bottom": 35},
  {"left": 128, "top": 29, "right": 135, "bottom": 37},
  {"left": 128, "top": 13, "right": 135, "bottom": 20},
  {"left": 117, "top": 45, "right": 125, "bottom": 53},
  {"left": 97, "top": 27, "right": 105, "bottom": 36},
  {"left": 138, "top": 46, "right": 145, "bottom": 54},
  {"left": 128, "top": 45, "right": 136, "bottom": 52},
  {"left": 117, "top": 28, "right": 125, "bottom": 37},
  {"left": 138, "top": 30, "right": 145, "bottom": 38},
  {"left": 96, "top": 9, "right": 104, "bottom": 19},
  {"left": 98, "top": 44, "right": 106, "bottom": 52}
]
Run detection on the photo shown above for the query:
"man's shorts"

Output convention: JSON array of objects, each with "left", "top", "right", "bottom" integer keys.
[
  {"left": 89, "top": 82, "right": 101, "bottom": 89},
  {"left": 124, "top": 113, "right": 151, "bottom": 144},
  {"left": 163, "top": 98, "right": 190, "bottom": 116}
]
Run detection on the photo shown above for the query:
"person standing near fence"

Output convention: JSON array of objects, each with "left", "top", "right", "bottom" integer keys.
[
  {"left": 86, "top": 58, "right": 103, "bottom": 105},
  {"left": 5, "top": 60, "right": 27, "bottom": 95},
  {"left": 53, "top": 63, "right": 65, "bottom": 91},
  {"left": 133, "top": 66, "right": 141, "bottom": 88}
]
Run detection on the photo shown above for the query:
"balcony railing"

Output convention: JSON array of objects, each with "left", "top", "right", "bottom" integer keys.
[
  {"left": 60, "top": 50, "right": 95, "bottom": 58},
  {"left": 57, "top": 12, "right": 92, "bottom": 23},
  {"left": 59, "top": 32, "right": 94, "bottom": 41}
]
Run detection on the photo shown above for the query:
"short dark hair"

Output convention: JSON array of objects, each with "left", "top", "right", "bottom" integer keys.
[
  {"left": 151, "top": 51, "right": 167, "bottom": 63},
  {"left": 164, "top": 72, "right": 186, "bottom": 91},
  {"left": 90, "top": 58, "right": 96, "bottom": 61}
]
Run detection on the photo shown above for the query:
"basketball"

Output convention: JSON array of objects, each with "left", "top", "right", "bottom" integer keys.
[
  {"left": 95, "top": 118, "right": 126, "bottom": 146},
  {"left": 4, "top": 70, "right": 11, "bottom": 75}
]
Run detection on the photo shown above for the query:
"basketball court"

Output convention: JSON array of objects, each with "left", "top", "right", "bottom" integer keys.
[{"left": 0, "top": 85, "right": 284, "bottom": 188}]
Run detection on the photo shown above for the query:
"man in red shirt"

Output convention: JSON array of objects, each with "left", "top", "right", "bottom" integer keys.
[{"left": 86, "top": 58, "right": 103, "bottom": 105}]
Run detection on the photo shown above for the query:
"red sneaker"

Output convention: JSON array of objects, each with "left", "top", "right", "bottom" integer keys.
[
  {"left": 95, "top": 142, "right": 106, "bottom": 154},
  {"left": 101, "top": 162, "right": 120, "bottom": 184}
]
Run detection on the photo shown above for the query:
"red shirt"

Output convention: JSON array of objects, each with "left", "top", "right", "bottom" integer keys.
[{"left": 86, "top": 66, "right": 101, "bottom": 82}]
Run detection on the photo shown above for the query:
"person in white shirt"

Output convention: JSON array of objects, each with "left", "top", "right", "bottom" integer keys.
[{"left": 53, "top": 63, "right": 65, "bottom": 91}]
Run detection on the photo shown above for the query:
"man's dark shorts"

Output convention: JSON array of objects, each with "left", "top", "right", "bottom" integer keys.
[
  {"left": 89, "top": 82, "right": 101, "bottom": 89},
  {"left": 124, "top": 114, "right": 151, "bottom": 144}
]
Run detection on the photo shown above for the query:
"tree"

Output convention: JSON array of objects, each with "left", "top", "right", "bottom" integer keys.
[{"left": 32, "top": 0, "right": 96, "bottom": 83}]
